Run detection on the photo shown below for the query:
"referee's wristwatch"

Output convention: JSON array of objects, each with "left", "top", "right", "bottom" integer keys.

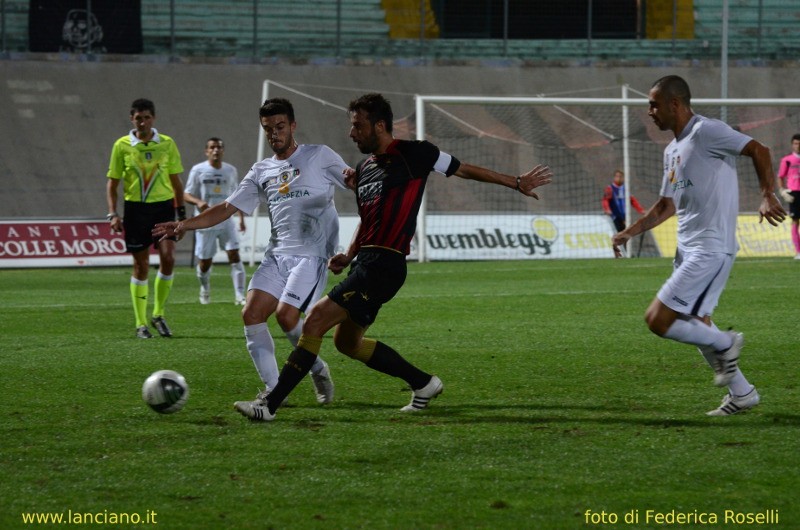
[{"left": 106, "top": 213, "right": 119, "bottom": 221}]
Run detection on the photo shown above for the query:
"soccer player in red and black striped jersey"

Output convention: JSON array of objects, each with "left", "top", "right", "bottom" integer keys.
[{"left": 240, "top": 93, "right": 553, "bottom": 422}]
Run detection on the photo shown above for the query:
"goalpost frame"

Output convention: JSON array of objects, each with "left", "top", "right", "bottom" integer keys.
[{"left": 413, "top": 93, "right": 800, "bottom": 262}]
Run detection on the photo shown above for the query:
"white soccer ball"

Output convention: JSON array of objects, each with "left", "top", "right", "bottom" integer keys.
[{"left": 142, "top": 370, "right": 189, "bottom": 414}]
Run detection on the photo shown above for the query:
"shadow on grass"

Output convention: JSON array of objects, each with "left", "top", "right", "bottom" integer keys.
[
  {"left": 138, "top": 335, "right": 242, "bottom": 341},
  {"left": 284, "top": 401, "right": 800, "bottom": 429}
]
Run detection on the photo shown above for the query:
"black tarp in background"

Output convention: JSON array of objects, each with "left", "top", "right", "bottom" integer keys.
[
  {"left": 433, "top": 0, "right": 638, "bottom": 40},
  {"left": 29, "top": 0, "right": 142, "bottom": 53}
]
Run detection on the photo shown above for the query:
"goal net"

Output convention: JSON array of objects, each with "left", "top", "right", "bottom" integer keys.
[{"left": 414, "top": 92, "right": 800, "bottom": 261}]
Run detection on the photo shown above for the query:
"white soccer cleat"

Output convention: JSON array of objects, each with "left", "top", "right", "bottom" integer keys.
[
  {"left": 199, "top": 290, "right": 210, "bottom": 305},
  {"left": 234, "top": 294, "right": 246, "bottom": 305},
  {"left": 400, "top": 375, "right": 443, "bottom": 412},
  {"left": 233, "top": 400, "right": 276, "bottom": 421},
  {"left": 706, "top": 387, "right": 760, "bottom": 416},
  {"left": 310, "top": 360, "right": 335, "bottom": 404},
  {"left": 712, "top": 331, "right": 743, "bottom": 387}
]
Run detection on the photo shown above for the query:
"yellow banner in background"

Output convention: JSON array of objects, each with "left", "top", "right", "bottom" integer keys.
[
  {"left": 650, "top": 215, "right": 794, "bottom": 257},
  {"left": 737, "top": 215, "right": 795, "bottom": 256}
]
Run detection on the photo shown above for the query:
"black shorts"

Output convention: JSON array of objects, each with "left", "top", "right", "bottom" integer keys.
[
  {"left": 123, "top": 199, "right": 176, "bottom": 253},
  {"left": 790, "top": 191, "right": 800, "bottom": 220},
  {"left": 327, "top": 247, "right": 407, "bottom": 328}
]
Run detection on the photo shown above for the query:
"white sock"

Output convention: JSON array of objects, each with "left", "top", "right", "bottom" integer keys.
[
  {"left": 285, "top": 319, "right": 326, "bottom": 375},
  {"left": 310, "top": 356, "right": 327, "bottom": 376},
  {"left": 285, "top": 319, "right": 302, "bottom": 347},
  {"left": 231, "top": 261, "right": 246, "bottom": 298},
  {"left": 197, "top": 265, "right": 211, "bottom": 293},
  {"left": 244, "top": 323, "right": 279, "bottom": 389},
  {"left": 695, "top": 323, "right": 753, "bottom": 397},
  {"left": 663, "top": 317, "right": 732, "bottom": 350},
  {"left": 727, "top": 370, "right": 754, "bottom": 397}
]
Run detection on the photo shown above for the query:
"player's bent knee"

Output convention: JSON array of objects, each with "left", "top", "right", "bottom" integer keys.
[
  {"left": 644, "top": 313, "right": 671, "bottom": 336},
  {"left": 241, "top": 306, "right": 268, "bottom": 326},
  {"left": 275, "top": 306, "right": 300, "bottom": 331}
]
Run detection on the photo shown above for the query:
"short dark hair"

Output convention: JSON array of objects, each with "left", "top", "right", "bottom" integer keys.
[
  {"left": 652, "top": 75, "right": 692, "bottom": 106},
  {"left": 792, "top": 133, "right": 800, "bottom": 142},
  {"left": 348, "top": 93, "right": 393, "bottom": 133},
  {"left": 130, "top": 98, "right": 155, "bottom": 116},
  {"left": 206, "top": 137, "right": 224, "bottom": 147},
  {"left": 259, "top": 98, "right": 295, "bottom": 122}
]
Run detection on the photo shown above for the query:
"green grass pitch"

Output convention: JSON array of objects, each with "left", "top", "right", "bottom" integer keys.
[{"left": 1, "top": 258, "right": 798, "bottom": 529}]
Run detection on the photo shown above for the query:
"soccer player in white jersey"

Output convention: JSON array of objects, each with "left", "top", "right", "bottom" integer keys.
[
  {"left": 184, "top": 138, "right": 247, "bottom": 305},
  {"left": 154, "top": 98, "right": 349, "bottom": 407},
  {"left": 612, "top": 75, "right": 786, "bottom": 416}
]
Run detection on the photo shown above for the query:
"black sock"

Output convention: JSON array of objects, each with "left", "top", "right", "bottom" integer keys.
[
  {"left": 265, "top": 347, "right": 317, "bottom": 414},
  {"left": 365, "top": 341, "right": 430, "bottom": 390}
]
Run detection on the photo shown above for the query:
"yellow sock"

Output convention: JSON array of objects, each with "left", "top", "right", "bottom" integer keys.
[
  {"left": 153, "top": 272, "right": 173, "bottom": 317},
  {"left": 297, "top": 334, "right": 323, "bottom": 355},
  {"left": 352, "top": 338, "right": 377, "bottom": 363},
  {"left": 130, "top": 278, "right": 148, "bottom": 327}
]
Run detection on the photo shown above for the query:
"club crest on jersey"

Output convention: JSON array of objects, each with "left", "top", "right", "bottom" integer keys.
[
  {"left": 276, "top": 168, "right": 301, "bottom": 194},
  {"left": 145, "top": 152, "right": 152, "bottom": 161}
]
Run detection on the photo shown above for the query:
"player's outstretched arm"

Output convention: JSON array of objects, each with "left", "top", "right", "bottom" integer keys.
[
  {"left": 612, "top": 196, "right": 675, "bottom": 257},
  {"left": 153, "top": 201, "right": 239, "bottom": 241},
  {"left": 454, "top": 163, "right": 553, "bottom": 199}
]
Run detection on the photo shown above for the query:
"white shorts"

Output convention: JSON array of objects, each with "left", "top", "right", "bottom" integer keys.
[
  {"left": 194, "top": 221, "right": 240, "bottom": 260},
  {"left": 657, "top": 249, "right": 735, "bottom": 317},
  {"left": 248, "top": 254, "right": 328, "bottom": 312}
]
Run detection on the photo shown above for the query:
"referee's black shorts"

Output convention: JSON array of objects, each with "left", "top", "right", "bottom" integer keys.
[
  {"left": 123, "top": 199, "right": 176, "bottom": 253},
  {"left": 328, "top": 247, "right": 407, "bottom": 328}
]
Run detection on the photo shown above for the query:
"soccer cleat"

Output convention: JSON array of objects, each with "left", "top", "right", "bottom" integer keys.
[
  {"left": 199, "top": 290, "right": 210, "bottom": 305},
  {"left": 706, "top": 387, "right": 760, "bottom": 416},
  {"left": 234, "top": 296, "right": 246, "bottom": 306},
  {"left": 150, "top": 316, "right": 173, "bottom": 338},
  {"left": 712, "top": 331, "right": 743, "bottom": 386},
  {"left": 253, "top": 388, "right": 288, "bottom": 408},
  {"left": 233, "top": 400, "right": 276, "bottom": 422},
  {"left": 253, "top": 389, "right": 270, "bottom": 405},
  {"left": 310, "top": 360, "right": 335, "bottom": 404},
  {"left": 400, "top": 375, "right": 443, "bottom": 412},
  {"left": 136, "top": 325, "right": 153, "bottom": 339}
]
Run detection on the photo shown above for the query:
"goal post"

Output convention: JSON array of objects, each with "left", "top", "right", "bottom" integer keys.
[{"left": 413, "top": 93, "right": 800, "bottom": 262}]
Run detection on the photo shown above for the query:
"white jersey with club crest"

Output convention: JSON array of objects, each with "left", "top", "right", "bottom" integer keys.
[
  {"left": 226, "top": 144, "right": 348, "bottom": 259},
  {"left": 659, "top": 114, "right": 751, "bottom": 254}
]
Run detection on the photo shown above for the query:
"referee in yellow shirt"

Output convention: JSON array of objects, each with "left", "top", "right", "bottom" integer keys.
[{"left": 106, "top": 98, "right": 185, "bottom": 338}]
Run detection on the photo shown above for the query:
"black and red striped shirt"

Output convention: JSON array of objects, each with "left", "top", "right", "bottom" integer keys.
[{"left": 354, "top": 139, "right": 459, "bottom": 255}]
